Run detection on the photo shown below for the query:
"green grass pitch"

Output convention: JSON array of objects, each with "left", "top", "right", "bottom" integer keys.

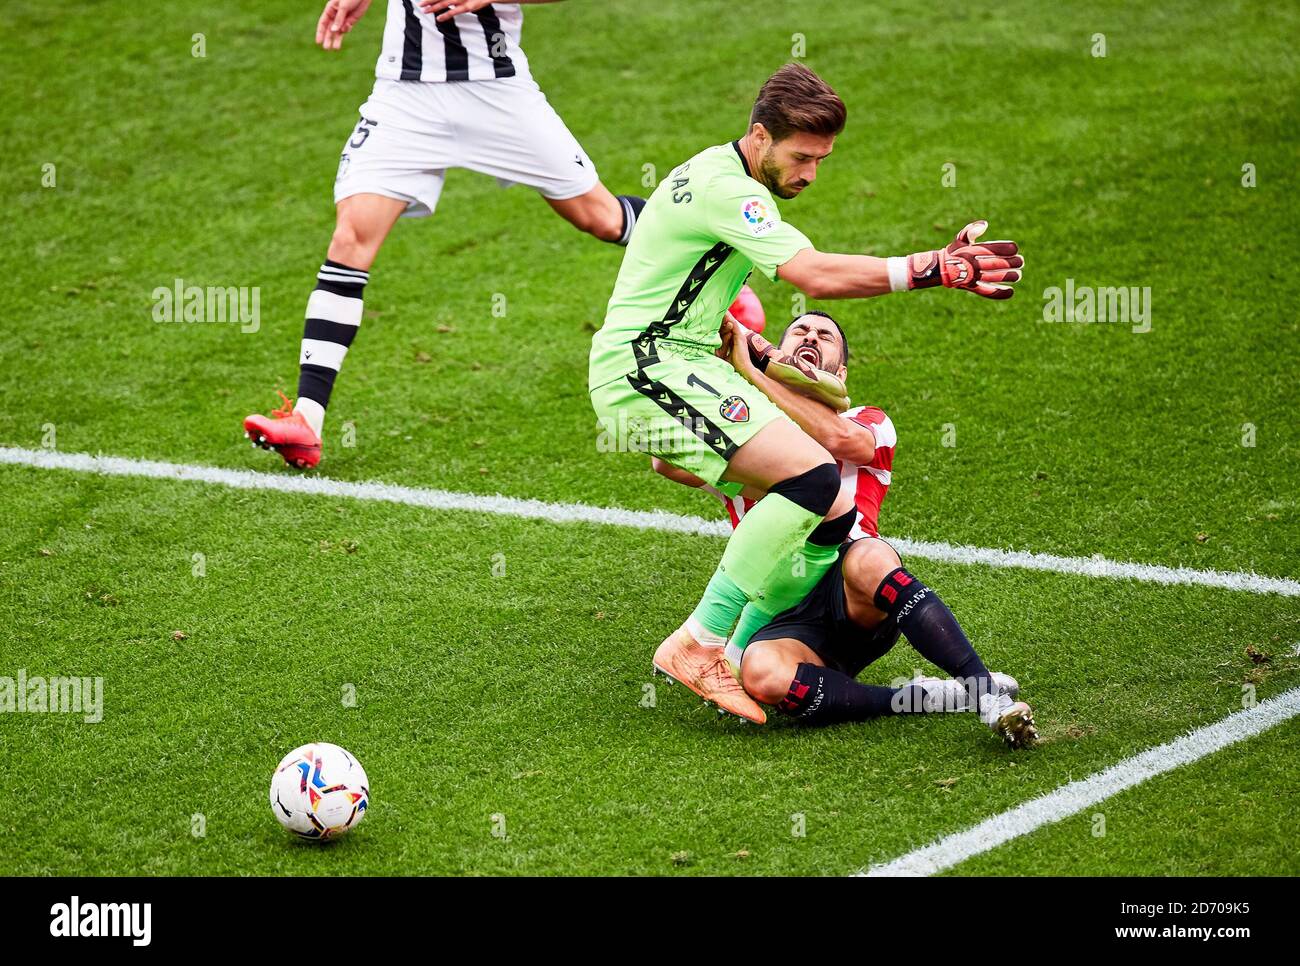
[{"left": 1, "top": 0, "right": 1297, "bottom": 875}]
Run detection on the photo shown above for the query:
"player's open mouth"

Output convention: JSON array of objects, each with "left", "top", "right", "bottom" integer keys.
[{"left": 795, "top": 344, "right": 822, "bottom": 368}]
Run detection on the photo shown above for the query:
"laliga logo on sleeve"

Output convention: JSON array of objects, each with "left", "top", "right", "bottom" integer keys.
[{"left": 740, "top": 198, "right": 775, "bottom": 236}]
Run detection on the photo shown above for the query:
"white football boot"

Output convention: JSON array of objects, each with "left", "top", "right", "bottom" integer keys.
[
  {"left": 911, "top": 672, "right": 1019, "bottom": 712},
  {"left": 978, "top": 691, "right": 1039, "bottom": 749}
]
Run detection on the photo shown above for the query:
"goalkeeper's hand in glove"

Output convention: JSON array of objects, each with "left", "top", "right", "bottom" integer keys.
[{"left": 889, "top": 220, "right": 1023, "bottom": 300}]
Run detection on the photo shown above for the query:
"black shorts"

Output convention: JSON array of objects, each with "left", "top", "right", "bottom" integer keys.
[{"left": 746, "top": 540, "right": 901, "bottom": 678}]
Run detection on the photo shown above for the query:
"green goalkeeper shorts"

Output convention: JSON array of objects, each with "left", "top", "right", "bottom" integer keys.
[{"left": 590, "top": 354, "right": 789, "bottom": 495}]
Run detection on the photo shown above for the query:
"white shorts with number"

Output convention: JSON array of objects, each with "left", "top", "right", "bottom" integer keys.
[{"left": 333, "top": 76, "right": 600, "bottom": 217}]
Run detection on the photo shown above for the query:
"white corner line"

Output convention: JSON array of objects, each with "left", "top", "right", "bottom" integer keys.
[
  {"left": 1, "top": 445, "right": 1297, "bottom": 598},
  {"left": 858, "top": 685, "right": 1300, "bottom": 877}
]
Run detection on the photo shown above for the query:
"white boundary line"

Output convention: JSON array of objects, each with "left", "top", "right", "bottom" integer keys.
[
  {"left": 2, "top": 445, "right": 1298, "bottom": 598},
  {"left": 860, "top": 685, "right": 1300, "bottom": 876}
]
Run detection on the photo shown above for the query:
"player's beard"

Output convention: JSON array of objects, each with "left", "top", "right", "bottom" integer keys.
[
  {"left": 804, "top": 344, "right": 841, "bottom": 374},
  {"left": 760, "top": 147, "right": 808, "bottom": 200}
]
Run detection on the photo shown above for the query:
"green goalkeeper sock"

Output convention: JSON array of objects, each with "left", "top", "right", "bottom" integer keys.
[
  {"left": 688, "top": 491, "right": 825, "bottom": 641},
  {"left": 758, "top": 539, "right": 842, "bottom": 619},
  {"left": 725, "top": 600, "right": 780, "bottom": 659},
  {"left": 688, "top": 570, "right": 751, "bottom": 644},
  {"left": 725, "top": 539, "right": 843, "bottom": 653}
]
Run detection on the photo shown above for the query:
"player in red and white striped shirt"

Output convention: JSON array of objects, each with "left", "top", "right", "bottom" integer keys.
[{"left": 652, "top": 309, "right": 1036, "bottom": 747}]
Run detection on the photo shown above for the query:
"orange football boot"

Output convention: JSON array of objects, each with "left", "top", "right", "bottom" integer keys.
[
  {"left": 243, "top": 391, "right": 322, "bottom": 469},
  {"left": 653, "top": 624, "right": 767, "bottom": 724}
]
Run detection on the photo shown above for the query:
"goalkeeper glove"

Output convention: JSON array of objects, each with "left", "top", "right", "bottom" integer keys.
[{"left": 889, "top": 220, "right": 1023, "bottom": 300}]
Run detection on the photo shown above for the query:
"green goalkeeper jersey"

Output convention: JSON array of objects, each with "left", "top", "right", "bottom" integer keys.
[{"left": 588, "top": 141, "right": 813, "bottom": 390}]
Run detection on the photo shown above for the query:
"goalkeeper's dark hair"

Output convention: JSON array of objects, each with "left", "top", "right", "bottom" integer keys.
[
  {"left": 751, "top": 63, "right": 847, "bottom": 143},
  {"left": 781, "top": 310, "right": 850, "bottom": 365}
]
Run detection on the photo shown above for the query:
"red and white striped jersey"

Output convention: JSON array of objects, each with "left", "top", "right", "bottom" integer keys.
[{"left": 707, "top": 406, "right": 896, "bottom": 538}]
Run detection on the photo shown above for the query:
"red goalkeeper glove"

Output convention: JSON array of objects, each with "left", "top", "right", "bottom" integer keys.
[{"left": 890, "top": 220, "right": 1023, "bottom": 300}]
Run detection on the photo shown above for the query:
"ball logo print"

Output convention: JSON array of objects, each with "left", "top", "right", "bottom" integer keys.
[{"left": 269, "top": 742, "right": 370, "bottom": 840}]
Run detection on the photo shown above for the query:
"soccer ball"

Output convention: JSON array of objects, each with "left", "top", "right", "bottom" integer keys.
[{"left": 269, "top": 742, "right": 370, "bottom": 840}]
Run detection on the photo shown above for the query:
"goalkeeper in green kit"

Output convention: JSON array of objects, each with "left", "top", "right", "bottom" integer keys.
[{"left": 588, "top": 64, "right": 1024, "bottom": 725}]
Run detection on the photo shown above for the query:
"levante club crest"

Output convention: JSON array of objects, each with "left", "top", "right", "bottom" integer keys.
[{"left": 720, "top": 395, "right": 749, "bottom": 422}]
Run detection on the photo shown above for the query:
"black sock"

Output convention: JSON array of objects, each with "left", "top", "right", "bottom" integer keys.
[
  {"left": 874, "top": 568, "right": 995, "bottom": 703},
  {"left": 297, "top": 259, "right": 368, "bottom": 410},
  {"left": 615, "top": 195, "right": 647, "bottom": 246},
  {"left": 778, "top": 662, "right": 930, "bottom": 724}
]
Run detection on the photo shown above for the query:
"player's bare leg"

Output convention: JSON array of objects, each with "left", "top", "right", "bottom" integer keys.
[
  {"left": 739, "top": 637, "right": 824, "bottom": 706},
  {"left": 326, "top": 192, "right": 407, "bottom": 270},
  {"left": 547, "top": 183, "right": 644, "bottom": 246},
  {"left": 244, "top": 193, "right": 406, "bottom": 468},
  {"left": 743, "top": 636, "right": 927, "bottom": 720}
]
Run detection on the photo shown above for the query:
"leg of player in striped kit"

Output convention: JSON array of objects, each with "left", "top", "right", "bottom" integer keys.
[
  {"left": 243, "top": 193, "right": 403, "bottom": 468},
  {"left": 243, "top": 185, "right": 644, "bottom": 469},
  {"left": 243, "top": 1, "right": 647, "bottom": 469},
  {"left": 241, "top": 256, "right": 364, "bottom": 467},
  {"left": 289, "top": 260, "right": 369, "bottom": 442}
]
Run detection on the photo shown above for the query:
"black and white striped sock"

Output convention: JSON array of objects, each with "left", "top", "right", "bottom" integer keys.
[
  {"left": 295, "top": 259, "right": 368, "bottom": 436},
  {"left": 615, "top": 195, "right": 647, "bottom": 246}
]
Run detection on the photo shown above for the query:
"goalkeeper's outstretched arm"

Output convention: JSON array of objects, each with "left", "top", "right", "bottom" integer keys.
[
  {"left": 778, "top": 249, "right": 892, "bottom": 300},
  {"left": 778, "top": 221, "right": 1023, "bottom": 301}
]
